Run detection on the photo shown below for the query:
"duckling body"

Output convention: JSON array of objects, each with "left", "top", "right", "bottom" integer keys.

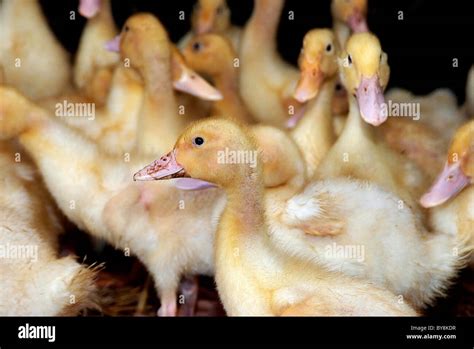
[
  {"left": 0, "top": 0, "right": 72, "bottom": 100},
  {"left": 0, "top": 141, "right": 97, "bottom": 315}
]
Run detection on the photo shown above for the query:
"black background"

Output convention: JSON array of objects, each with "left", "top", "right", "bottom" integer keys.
[{"left": 38, "top": 0, "right": 474, "bottom": 103}]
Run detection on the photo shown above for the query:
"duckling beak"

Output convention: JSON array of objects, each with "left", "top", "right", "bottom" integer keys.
[
  {"left": 104, "top": 35, "right": 121, "bottom": 53},
  {"left": 347, "top": 10, "right": 368, "bottom": 33},
  {"left": 173, "top": 65, "right": 223, "bottom": 101},
  {"left": 196, "top": 11, "right": 215, "bottom": 34},
  {"left": 356, "top": 75, "right": 387, "bottom": 126},
  {"left": 133, "top": 150, "right": 189, "bottom": 181},
  {"left": 79, "top": 0, "right": 101, "bottom": 18},
  {"left": 420, "top": 161, "right": 470, "bottom": 208},
  {"left": 293, "top": 64, "right": 324, "bottom": 103}
]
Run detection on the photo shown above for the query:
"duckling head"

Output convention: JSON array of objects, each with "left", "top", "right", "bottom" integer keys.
[
  {"left": 420, "top": 121, "right": 474, "bottom": 207},
  {"left": 294, "top": 29, "right": 339, "bottom": 103},
  {"left": 192, "top": 0, "right": 231, "bottom": 35},
  {"left": 134, "top": 119, "right": 261, "bottom": 188},
  {"left": 116, "top": 13, "right": 170, "bottom": 72},
  {"left": 171, "top": 46, "right": 223, "bottom": 100},
  {"left": 182, "top": 34, "right": 236, "bottom": 77},
  {"left": 339, "top": 32, "right": 390, "bottom": 126},
  {"left": 331, "top": 0, "right": 368, "bottom": 32},
  {"left": 79, "top": 0, "right": 101, "bottom": 18}
]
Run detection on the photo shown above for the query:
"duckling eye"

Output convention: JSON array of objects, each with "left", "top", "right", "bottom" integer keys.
[
  {"left": 347, "top": 54, "right": 352, "bottom": 65},
  {"left": 216, "top": 5, "right": 225, "bottom": 15},
  {"left": 192, "top": 41, "right": 203, "bottom": 52},
  {"left": 124, "top": 25, "right": 129, "bottom": 33},
  {"left": 193, "top": 137, "right": 205, "bottom": 147},
  {"left": 326, "top": 44, "right": 332, "bottom": 52}
]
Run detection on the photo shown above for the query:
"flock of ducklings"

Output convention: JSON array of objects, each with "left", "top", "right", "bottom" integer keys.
[{"left": 0, "top": 0, "right": 473, "bottom": 316}]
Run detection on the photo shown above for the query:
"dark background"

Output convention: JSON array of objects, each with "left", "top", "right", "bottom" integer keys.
[{"left": 40, "top": 0, "right": 473, "bottom": 102}]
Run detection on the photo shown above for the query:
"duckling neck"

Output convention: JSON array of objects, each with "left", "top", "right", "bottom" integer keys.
[
  {"left": 95, "top": 0, "right": 113, "bottom": 22},
  {"left": 136, "top": 52, "right": 185, "bottom": 155},
  {"left": 245, "top": 0, "right": 284, "bottom": 50},
  {"left": 340, "top": 95, "right": 375, "bottom": 142},
  {"left": 333, "top": 21, "right": 351, "bottom": 48},
  {"left": 213, "top": 69, "right": 254, "bottom": 124},
  {"left": 291, "top": 77, "right": 337, "bottom": 178}
]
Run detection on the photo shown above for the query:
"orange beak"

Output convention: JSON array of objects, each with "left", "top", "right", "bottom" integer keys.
[{"left": 293, "top": 59, "right": 324, "bottom": 103}]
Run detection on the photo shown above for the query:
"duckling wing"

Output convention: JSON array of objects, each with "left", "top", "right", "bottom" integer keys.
[{"left": 281, "top": 185, "right": 345, "bottom": 236}]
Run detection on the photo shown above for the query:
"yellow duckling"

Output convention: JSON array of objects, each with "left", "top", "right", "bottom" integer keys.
[
  {"left": 74, "top": 0, "right": 118, "bottom": 105},
  {"left": 331, "top": 0, "right": 368, "bottom": 48},
  {"left": 421, "top": 121, "right": 474, "bottom": 263},
  {"left": 290, "top": 29, "right": 340, "bottom": 178},
  {"left": 179, "top": 0, "right": 241, "bottom": 51},
  {"left": 182, "top": 33, "right": 255, "bottom": 124},
  {"left": 317, "top": 32, "right": 428, "bottom": 209},
  {"left": 0, "top": 0, "right": 72, "bottom": 100},
  {"left": 134, "top": 118, "right": 417, "bottom": 316},
  {"left": 239, "top": 0, "right": 302, "bottom": 127}
]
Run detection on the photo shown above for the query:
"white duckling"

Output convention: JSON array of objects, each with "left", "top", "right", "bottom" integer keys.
[{"left": 0, "top": 141, "right": 97, "bottom": 315}]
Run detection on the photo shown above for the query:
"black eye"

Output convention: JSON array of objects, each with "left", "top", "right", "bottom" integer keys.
[
  {"left": 326, "top": 44, "right": 332, "bottom": 52},
  {"left": 348, "top": 55, "right": 352, "bottom": 65},
  {"left": 192, "top": 41, "right": 203, "bottom": 52},
  {"left": 193, "top": 137, "right": 205, "bottom": 146},
  {"left": 216, "top": 5, "right": 225, "bottom": 14},
  {"left": 124, "top": 25, "right": 129, "bottom": 32}
]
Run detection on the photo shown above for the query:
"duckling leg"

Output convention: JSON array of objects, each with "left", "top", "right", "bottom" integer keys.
[
  {"left": 177, "top": 276, "right": 199, "bottom": 317},
  {"left": 157, "top": 292, "right": 177, "bottom": 317}
]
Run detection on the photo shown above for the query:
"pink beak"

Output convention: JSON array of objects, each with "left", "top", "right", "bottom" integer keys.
[
  {"left": 356, "top": 75, "right": 387, "bottom": 126},
  {"left": 104, "top": 35, "right": 121, "bottom": 53},
  {"left": 79, "top": 0, "right": 101, "bottom": 18},
  {"left": 347, "top": 10, "right": 369, "bottom": 33},
  {"left": 133, "top": 151, "right": 188, "bottom": 181},
  {"left": 173, "top": 65, "right": 223, "bottom": 101},
  {"left": 420, "top": 161, "right": 470, "bottom": 208}
]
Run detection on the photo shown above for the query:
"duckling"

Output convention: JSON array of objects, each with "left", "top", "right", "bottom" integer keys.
[
  {"left": 239, "top": 0, "right": 302, "bottom": 127},
  {"left": 42, "top": 14, "right": 221, "bottom": 157},
  {"left": 182, "top": 33, "right": 255, "bottom": 124},
  {"left": 316, "top": 33, "right": 428, "bottom": 209},
  {"left": 289, "top": 29, "right": 339, "bottom": 178},
  {"left": 74, "top": 0, "right": 118, "bottom": 105},
  {"left": 421, "top": 121, "right": 474, "bottom": 264},
  {"left": 0, "top": 0, "right": 72, "bottom": 100},
  {"left": 134, "top": 118, "right": 417, "bottom": 316},
  {"left": 331, "top": 0, "right": 368, "bottom": 48},
  {"left": 0, "top": 84, "right": 224, "bottom": 317},
  {"left": 179, "top": 0, "right": 241, "bottom": 51},
  {"left": 0, "top": 141, "right": 97, "bottom": 315},
  {"left": 113, "top": 14, "right": 221, "bottom": 156}
]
